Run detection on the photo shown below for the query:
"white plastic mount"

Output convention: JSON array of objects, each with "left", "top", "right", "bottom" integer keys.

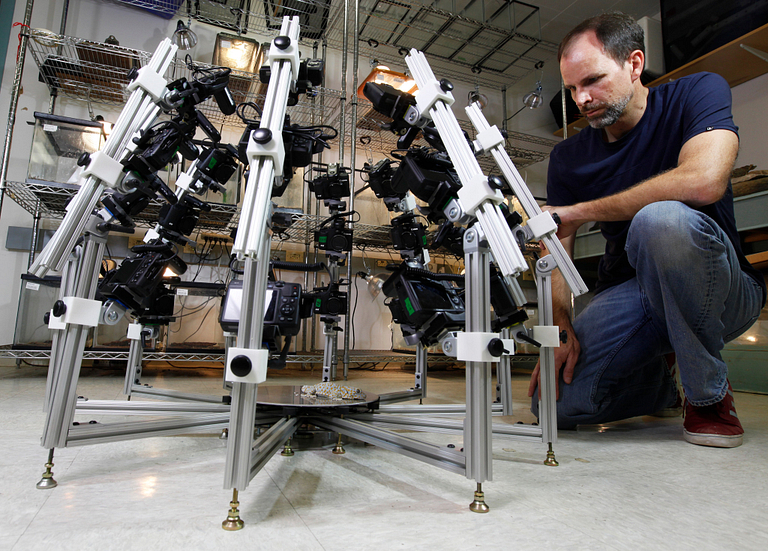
[
  {"left": 126, "top": 64, "right": 169, "bottom": 103},
  {"left": 127, "top": 322, "right": 144, "bottom": 341},
  {"left": 527, "top": 211, "right": 558, "bottom": 240},
  {"left": 48, "top": 297, "right": 102, "bottom": 329},
  {"left": 225, "top": 347, "right": 269, "bottom": 384},
  {"left": 80, "top": 151, "right": 125, "bottom": 191},
  {"left": 456, "top": 173, "right": 504, "bottom": 216},
  {"left": 533, "top": 325, "right": 561, "bottom": 348},
  {"left": 267, "top": 35, "right": 300, "bottom": 82},
  {"left": 456, "top": 331, "right": 513, "bottom": 362},
  {"left": 246, "top": 129, "right": 285, "bottom": 178}
]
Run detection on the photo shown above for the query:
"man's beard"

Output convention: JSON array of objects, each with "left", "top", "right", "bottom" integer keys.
[{"left": 583, "top": 90, "right": 633, "bottom": 128}]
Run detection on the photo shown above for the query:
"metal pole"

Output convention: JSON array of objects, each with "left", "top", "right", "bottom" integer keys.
[
  {"left": 0, "top": 0, "right": 35, "bottom": 222},
  {"left": 48, "top": 0, "right": 71, "bottom": 114},
  {"left": 343, "top": 0, "right": 361, "bottom": 380}
]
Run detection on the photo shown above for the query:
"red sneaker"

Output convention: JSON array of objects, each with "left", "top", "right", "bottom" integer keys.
[{"left": 683, "top": 382, "right": 743, "bottom": 448}]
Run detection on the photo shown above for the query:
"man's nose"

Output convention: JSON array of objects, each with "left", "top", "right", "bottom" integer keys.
[{"left": 574, "top": 88, "right": 591, "bottom": 108}]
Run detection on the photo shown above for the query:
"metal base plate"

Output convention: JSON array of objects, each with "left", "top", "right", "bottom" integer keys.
[{"left": 255, "top": 385, "right": 380, "bottom": 416}]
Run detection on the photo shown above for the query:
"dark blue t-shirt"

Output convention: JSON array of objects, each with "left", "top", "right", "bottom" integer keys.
[{"left": 547, "top": 72, "right": 766, "bottom": 301}]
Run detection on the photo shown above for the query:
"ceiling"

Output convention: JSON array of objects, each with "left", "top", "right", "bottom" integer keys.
[
  {"left": 534, "top": 0, "right": 661, "bottom": 45},
  {"left": 335, "top": 0, "right": 663, "bottom": 88}
]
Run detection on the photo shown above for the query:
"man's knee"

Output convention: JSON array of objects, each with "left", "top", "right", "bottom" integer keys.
[{"left": 626, "top": 201, "right": 712, "bottom": 270}]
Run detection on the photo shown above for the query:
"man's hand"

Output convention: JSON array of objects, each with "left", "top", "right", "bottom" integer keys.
[
  {"left": 543, "top": 204, "right": 583, "bottom": 240},
  {"left": 527, "top": 316, "right": 580, "bottom": 400}
]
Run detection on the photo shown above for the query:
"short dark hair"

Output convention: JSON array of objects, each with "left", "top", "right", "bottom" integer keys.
[{"left": 558, "top": 12, "right": 645, "bottom": 66}]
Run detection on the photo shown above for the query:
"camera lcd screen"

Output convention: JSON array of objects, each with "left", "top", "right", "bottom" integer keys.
[{"left": 409, "top": 280, "right": 455, "bottom": 311}]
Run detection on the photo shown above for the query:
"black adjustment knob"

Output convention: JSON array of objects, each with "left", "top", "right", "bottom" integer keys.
[
  {"left": 77, "top": 152, "right": 91, "bottom": 167},
  {"left": 274, "top": 36, "right": 291, "bottom": 50},
  {"left": 127, "top": 67, "right": 139, "bottom": 81},
  {"left": 52, "top": 300, "right": 67, "bottom": 317},
  {"left": 43, "top": 312, "right": 50, "bottom": 324},
  {"left": 560, "top": 330, "right": 568, "bottom": 344},
  {"left": 252, "top": 128, "right": 272, "bottom": 144},
  {"left": 439, "top": 78, "right": 453, "bottom": 92},
  {"left": 487, "top": 338, "right": 508, "bottom": 357},
  {"left": 230, "top": 355, "right": 252, "bottom": 377},
  {"left": 552, "top": 212, "right": 561, "bottom": 225},
  {"left": 488, "top": 176, "right": 504, "bottom": 190}
]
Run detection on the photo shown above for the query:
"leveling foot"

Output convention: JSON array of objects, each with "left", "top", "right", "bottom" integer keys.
[
  {"left": 544, "top": 442, "right": 559, "bottom": 467},
  {"left": 469, "top": 483, "right": 490, "bottom": 513},
  {"left": 222, "top": 489, "right": 245, "bottom": 531},
  {"left": 36, "top": 449, "right": 57, "bottom": 490}
]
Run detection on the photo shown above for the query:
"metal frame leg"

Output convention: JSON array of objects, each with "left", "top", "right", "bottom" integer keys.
[
  {"left": 463, "top": 228, "right": 493, "bottom": 511},
  {"left": 536, "top": 256, "right": 559, "bottom": 466}
]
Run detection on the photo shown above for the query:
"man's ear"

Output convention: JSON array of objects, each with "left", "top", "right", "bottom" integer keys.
[{"left": 628, "top": 49, "right": 645, "bottom": 81}]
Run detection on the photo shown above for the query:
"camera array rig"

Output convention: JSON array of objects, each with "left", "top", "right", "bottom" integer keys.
[
  {"left": 34, "top": 39, "right": 252, "bottom": 487},
  {"left": 32, "top": 17, "right": 588, "bottom": 530}
]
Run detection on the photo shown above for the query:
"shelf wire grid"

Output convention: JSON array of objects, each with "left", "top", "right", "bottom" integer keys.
[
  {"left": 104, "top": 0, "right": 558, "bottom": 88},
  {"left": 25, "top": 29, "right": 343, "bottom": 131}
]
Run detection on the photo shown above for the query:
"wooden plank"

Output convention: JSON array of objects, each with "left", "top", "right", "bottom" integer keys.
[
  {"left": 746, "top": 250, "right": 768, "bottom": 269},
  {"left": 648, "top": 22, "right": 768, "bottom": 88}
]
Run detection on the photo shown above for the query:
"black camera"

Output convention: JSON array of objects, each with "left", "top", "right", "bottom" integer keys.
[
  {"left": 260, "top": 58, "right": 324, "bottom": 105},
  {"left": 98, "top": 241, "right": 186, "bottom": 320},
  {"left": 362, "top": 82, "right": 416, "bottom": 136},
  {"left": 390, "top": 213, "right": 427, "bottom": 257},
  {"left": 303, "top": 283, "right": 347, "bottom": 316},
  {"left": 382, "top": 263, "right": 464, "bottom": 346},
  {"left": 391, "top": 149, "right": 461, "bottom": 222},
  {"left": 315, "top": 216, "right": 353, "bottom": 253},
  {"left": 309, "top": 165, "right": 350, "bottom": 201}
]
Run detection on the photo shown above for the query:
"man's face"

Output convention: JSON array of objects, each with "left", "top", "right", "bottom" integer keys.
[{"left": 560, "top": 31, "right": 634, "bottom": 129}]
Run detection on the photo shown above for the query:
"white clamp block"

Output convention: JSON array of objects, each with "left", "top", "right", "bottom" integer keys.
[
  {"left": 527, "top": 211, "right": 558, "bottom": 239},
  {"left": 225, "top": 347, "right": 269, "bottom": 384},
  {"left": 47, "top": 311, "right": 66, "bottom": 331},
  {"left": 247, "top": 129, "right": 285, "bottom": 178},
  {"left": 143, "top": 228, "right": 160, "bottom": 243},
  {"left": 126, "top": 65, "right": 169, "bottom": 103},
  {"left": 415, "top": 78, "right": 455, "bottom": 117},
  {"left": 267, "top": 38, "right": 300, "bottom": 80},
  {"left": 174, "top": 171, "right": 194, "bottom": 192},
  {"left": 402, "top": 193, "right": 417, "bottom": 211},
  {"left": 457, "top": 331, "right": 502, "bottom": 362},
  {"left": 127, "top": 323, "right": 144, "bottom": 341},
  {"left": 81, "top": 151, "right": 124, "bottom": 190},
  {"left": 457, "top": 173, "right": 504, "bottom": 215},
  {"left": 533, "top": 325, "right": 561, "bottom": 348},
  {"left": 473, "top": 124, "right": 505, "bottom": 154},
  {"left": 49, "top": 297, "right": 102, "bottom": 328}
]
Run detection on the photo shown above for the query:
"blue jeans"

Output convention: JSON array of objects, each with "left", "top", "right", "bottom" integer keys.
[{"left": 532, "top": 201, "right": 764, "bottom": 428}]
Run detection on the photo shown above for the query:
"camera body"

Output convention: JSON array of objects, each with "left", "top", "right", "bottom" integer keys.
[
  {"left": 303, "top": 283, "right": 347, "bottom": 316},
  {"left": 315, "top": 217, "right": 353, "bottom": 253},
  {"left": 382, "top": 263, "right": 464, "bottom": 346},
  {"left": 390, "top": 213, "right": 427, "bottom": 258},
  {"left": 309, "top": 168, "right": 350, "bottom": 201},
  {"left": 98, "top": 244, "right": 185, "bottom": 321}
]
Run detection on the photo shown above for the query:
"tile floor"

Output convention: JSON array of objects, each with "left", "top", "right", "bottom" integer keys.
[{"left": 1, "top": 362, "right": 767, "bottom": 550}]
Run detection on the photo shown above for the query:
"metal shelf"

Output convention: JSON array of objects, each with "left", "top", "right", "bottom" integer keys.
[
  {"left": 4, "top": 180, "right": 240, "bottom": 233},
  {"left": 354, "top": 98, "right": 558, "bottom": 168},
  {"left": 25, "top": 29, "right": 342, "bottom": 130},
  {"left": 3, "top": 181, "right": 416, "bottom": 251},
  {"left": 0, "top": 345, "right": 418, "bottom": 365},
  {"left": 108, "top": 0, "right": 558, "bottom": 89}
]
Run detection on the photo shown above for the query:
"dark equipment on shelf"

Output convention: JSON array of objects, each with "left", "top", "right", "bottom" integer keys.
[
  {"left": 98, "top": 240, "right": 184, "bottom": 324},
  {"left": 382, "top": 262, "right": 465, "bottom": 347}
]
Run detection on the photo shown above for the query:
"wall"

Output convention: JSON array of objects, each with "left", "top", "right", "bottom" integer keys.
[{"left": 0, "top": 0, "right": 480, "bottom": 352}]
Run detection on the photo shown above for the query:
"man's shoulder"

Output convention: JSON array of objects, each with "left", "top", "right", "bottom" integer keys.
[{"left": 654, "top": 72, "right": 729, "bottom": 96}]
